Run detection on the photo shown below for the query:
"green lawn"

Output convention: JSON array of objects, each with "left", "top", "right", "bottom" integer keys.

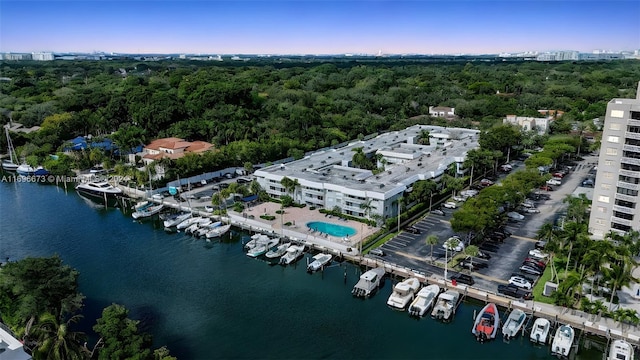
[{"left": 532, "top": 265, "right": 555, "bottom": 304}]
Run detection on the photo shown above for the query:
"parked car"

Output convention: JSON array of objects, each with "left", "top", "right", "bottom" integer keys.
[
  {"left": 498, "top": 284, "right": 533, "bottom": 300},
  {"left": 522, "top": 260, "right": 546, "bottom": 272},
  {"left": 582, "top": 178, "right": 594, "bottom": 187},
  {"left": 443, "top": 236, "right": 465, "bottom": 252},
  {"left": 450, "top": 273, "right": 474, "bottom": 285},
  {"left": 460, "top": 189, "right": 479, "bottom": 197},
  {"left": 552, "top": 172, "right": 565, "bottom": 178},
  {"left": 431, "top": 209, "right": 445, "bottom": 216},
  {"left": 535, "top": 241, "right": 547, "bottom": 250},
  {"left": 405, "top": 226, "right": 421, "bottom": 234},
  {"left": 529, "top": 249, "right": 549, "bottom": 260},
  {"left": 453, "top": 195, "right": 467, "bottom": 202},
  {"left": 457, "top": 259, "right": 481, "bottom": 271},
  {"left": 523, "top": 257, "right": 546, "bottom": 269},
  {"left": 476, "top": 250, "right": 491, "bottom": 260},
  {"left": 479, "top": 179, "right": 494, "bottom": 187},
  {"left": 152, "top": 193, "right": 164, "bottom": 200},
  {"left": 479, "top": 243, "right": 500, "bottom": 253},
  {"left": 524, "top": 207, "right": 540, "bottom": 214},
  {"left": 369, "top": 248, "right": 385, "bottom": 257},
  {"left": 507, "top": 212, "right": 525, "bottom": 221},
  {"left": 539, "top": 185, "right": 554, "bottom": 191},
  {"left": 519, "top": 265, "right": 543, "bottom": 276},
  {"left": 443, "top": 201, "right": 457, "bottom": 209},
  {"left": 547, "top": 179, "right": 562, "bottom": 186},
  {"left": 509, "top": 276, "right": 533, "bottom": 290},
  {"left": 521, "top": 201, "right": 535, "bottom": 208}
]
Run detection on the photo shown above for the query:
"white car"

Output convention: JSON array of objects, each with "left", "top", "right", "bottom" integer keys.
[
  {"left": 443, "top": 237, "right": 465, "bottom": 252},
  {"left": 152, "top": 193, "right": 164, "bottom": 200},
  {"left": 507, "top": 211, "right": 525, "bottom": 221},
  {"left": 453, "top": 195, "right": 467, "bottom": 202},
  {"left": 509, "top": 276, "right": 532, "bottom": 290},
  {"left": 460, "top": 189, "right": 479, "bottom": 197},
  {"left": 443, "top": 201, "right": 457, "bottom": 209},
  {"left": 547, "top": 179, "right": 561, "bottom": 186},
  {"left": 524, "top": 207, "right": 540, "bottom": 214},
  {"left": 529, "top": 249, "right": 549, "bottom": 260}
]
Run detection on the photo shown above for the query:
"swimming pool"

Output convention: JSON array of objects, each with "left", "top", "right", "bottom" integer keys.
[{"left": 307, "top": 221, "right": 357, "bottom": 237}]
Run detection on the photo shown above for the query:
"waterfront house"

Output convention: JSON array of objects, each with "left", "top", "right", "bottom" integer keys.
[{"left": 141, "top": 137, "right": 214, "bottom": 165}]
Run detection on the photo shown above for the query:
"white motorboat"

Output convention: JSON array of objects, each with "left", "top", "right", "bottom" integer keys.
[
  {"left": 205, "top": 224, "right": 231, "bottom": 239},
  {"left": 247, "top": 237, "right": 279, "bottom": 257},
  {"left": 431, "top": 290, "right": 460, "bottom": 321},
  {"left": 607, "top": 339, "right": 634, "bottom": 360},
  {"left": 75, "top": 181, "right": 123, "bottom": 200},
  {"left": 163, "top": 213, "right": 191, "bottom": 228},
  {"left": 529, "top": 318, "right": 550, "bottom": 345},
  {"left": 177, "top": 216, "right": 203, "bottom": 230},
  {"left": 408, "top": 284, "right": 441, "bottom": 317},
  {"left": 132, "top": 203, "right": 164, "bottom": 219},
  {"left": 387, "top": 277, "right": 421, "bottom": 310},
  {"left": 279, "top": 244, "right": 305, "bottom": 265},
  {"left": 351, "top": 267, "right": 385, "bottom": 298},
  {"left": 265, "top": 242, "right": 291, "bottom": 259},
  {"left": 16, "top": 163, "right": 38, "bottom": 176},
  {"left": 186, "top": 218, "right": 212, "bottom": 234},
  {"left": 306, "top": 253, "right": 332, "bottom": 273},
  {"left": 195, "top": 221, "right": 222, "bottom": 237},
  {"left": 244, "top": 233, "right": 266, "bottom": 249},
  {"left": 132, "top": 201, "right": 150, "bottom": 211},
  {"left": 551, "top": 324, "right": 574, "bottom": 358},
  {"left": 502, "top": 308, "right": 527, "bottom": 340}
]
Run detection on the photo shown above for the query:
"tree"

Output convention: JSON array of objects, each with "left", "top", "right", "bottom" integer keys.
[
  {"left": 93, "top": 304, "right": 153, "bottom": 360},
  {"left": 425, "top": 235, "right": 438, "bottom": 263},
  {"left": 359, "top": 199, "right": 374, "bottom": 219},
  {"left": 463, "top": 245, "right": 479, "bottom": 272},
  {"left": 29, "top": 312, "right": 88, "bottom": 360},
  {"left": 603, "top": 261, "right": 637, "bottom": 310}
]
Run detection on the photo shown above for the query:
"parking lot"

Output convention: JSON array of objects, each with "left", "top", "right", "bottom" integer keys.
[{"left": 372, "top": 154, "right": 598, "bottom": 295}]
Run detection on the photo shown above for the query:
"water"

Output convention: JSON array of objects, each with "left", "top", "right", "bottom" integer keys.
[
  {"left": 0, "top": 179, "right": 608, "bottom": 359},
  {"left": 307, "top": 221, "right": 357, "bottom": 237}
]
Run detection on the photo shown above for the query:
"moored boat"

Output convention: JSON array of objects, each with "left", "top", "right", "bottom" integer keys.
[
  {"left": 472, "top": 302, "right": 499, "bottom": 342},
  {"left": 163, "top": 213, "right": 191, "bottom": 228},
  {"left": 247, "top": 237, "right": 279, "bottom": 257},
  {"left": 132, "top": 203, "right": 164, "bottom": 219},
  {"left": 279, "top": 244, "right": 305, "bottom": 265},
  {"left": 205, "top": 224, "right": 231, "bottom": 239},
  {"left": 551, "top": 324, "right": 574, "bottom": 358},
  {"left": 2, "top": 126, "right": 19, "bottom": 171},
  {"left": 195, "top": 221, "right": 222, "bottom": 237},
  {"left": 607, "top": 339, "right": 634, "bottom": 360},
  {"left": 529, "top": 317, "right": 551, "bottom": 345},
  {"left": 430, "top": 290, "right": 460, "bottom": 322},
  {"left": 351, "top": 267, "right": 385, "bottom": 298},
  {"left": 387, "top": 277, "right": 421, "bottom": 310},
  {"left": 502, "top": 308, "right": 527, "bottom": 340},
  {"left": 75, "top": 181, "right": 123, "bottom": 200},
  {"left": 408, "top": 284, "right": 441, "bottom": 317},
  {"left": 306, "top": 253, "right": 332, "bottom": 273},
  {"left": 265, "top": 242, "right": 291, "bottom": 259},
  {"left": 177, "top": 216, "right": 202, "bottom": 230}
]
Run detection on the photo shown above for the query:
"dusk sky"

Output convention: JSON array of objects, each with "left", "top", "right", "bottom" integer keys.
[{"left": 1, "top": 1, "right": 639, "bottom": 55}]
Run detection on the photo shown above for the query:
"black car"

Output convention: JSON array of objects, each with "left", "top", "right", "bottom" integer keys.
[
  {"left": 450, "top": 273, "right": 474, "bottom": 285},
  {"left": 498, "top": 284, "right": 533, "bottom": 300},
  {"left": 535, "top": 241, "right": 547, "bottom": 250},
  {"left": 431, "top": 209, "right": 445, "bottom": 216},
  {"left": 519, "top": 265, "right": 543, "bottom": 276},
  {"left": 405, "top": 226, "right": 421, "bottom": 234},
  {"left": 458, "top": 258, "right": 487, "bottom": 271},
  {"left": 477, "top": 250, "right": 491, "bottom": 260},
  {"left": 479, "top": 243, "right": 499, "bottom": 253}
]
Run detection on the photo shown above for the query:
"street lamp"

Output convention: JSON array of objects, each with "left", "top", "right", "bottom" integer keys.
[{"left": 444, "top": 246, "right": 448, "bottom": 281}]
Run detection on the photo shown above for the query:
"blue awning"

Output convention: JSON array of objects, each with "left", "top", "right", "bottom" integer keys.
[{"left": 241, "top": 194, "right": 258, "bottom": 202}]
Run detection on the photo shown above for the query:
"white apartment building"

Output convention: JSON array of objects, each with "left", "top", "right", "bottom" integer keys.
[
  {"left": 254, "top": 125, "right": 480, "bottom": 221},
  {"left": 589, "top": 82, "right": 640, "bottom": 239},
  {"left": 503, "top": 114, "right": 553, "bottom": 134}
]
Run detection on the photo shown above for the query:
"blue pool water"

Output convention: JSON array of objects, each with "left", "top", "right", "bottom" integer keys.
[{"left": 306, "top": 221, "right": 357, "bottom": 237}]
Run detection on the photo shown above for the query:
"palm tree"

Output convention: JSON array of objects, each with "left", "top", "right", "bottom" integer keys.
[
  {"left": 603, "top": 260, "right": 638, "bottom": 310},
  {"left": 29, "top": 312, "right": 89, "bottom": 360},
  {"left": 359, "top": 199, "right": 374, "bottom": 220},
  {"left": 425, "top": 235, "right": 438, "bottom": 263},
  {"left": 463, "top": 245, "right": 479, "bottom": 272}
]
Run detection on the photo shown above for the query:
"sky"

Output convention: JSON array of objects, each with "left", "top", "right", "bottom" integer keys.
[{"left": 1, "top": 0, "right": 639, "bottom": 55}]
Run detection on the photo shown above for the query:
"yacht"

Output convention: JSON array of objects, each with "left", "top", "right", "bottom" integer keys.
[
  {"left": 245, "top": 234, "right": 266, "bottom": 250},
  {"left": 265, "top": 242, "right": 291, "bottom": 259},
  {"left": 279, "top": 244, "right": 305, "bottom": 265},
  {"left": 195, "top": 221, "right": 222, "bottom": 237},
  {"left": 163, "top": 213, "right": 191, "bottom": 228},
  {"left": 351, "top": 267, "right": 385, "bottom": 298},
  {"left": 607, "top": 339, "right": 634, "bottom": 360},
  {"left": 431, "top": 290, "right": 460, "bottom": 322},
  {"left": 551, "top": 324, "right": 574, "bottom": 358},
  {"left": 306, "top": 253, "right": 332, "bottom": 273},
  {"left": 75, "top": 181, "right": 123, "bottom": 200},
  {"left": 177, "top": 216, "right": 203, "bottom": 230},
  {"left": 472, "top": 302, "right": 499, "bottom": 342},
  {"left": 408, "top": 284, "right": 441, "bottom": 317},
  {"left": 2, "top": 127, "right": 18, "bottom": 171},
  {"left": 502, "top": 308, "right": 527, "bottom": 340},
  {"left": 529, "top": 318, "right": 550, "bottom": 345},
  {"left": 387, "top": 277, "right": 421, "bottom": 310},
  {"left": 186, "top": 218, "right": 212, "bottom": 234}
]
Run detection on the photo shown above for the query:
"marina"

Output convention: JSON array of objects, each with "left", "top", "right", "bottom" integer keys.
[{"left": 0, "top": 180, "right": 638, "bottom": 359}]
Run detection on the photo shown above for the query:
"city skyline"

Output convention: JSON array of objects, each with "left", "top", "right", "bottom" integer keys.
[{"left": 1, "top": 1, "right": 639, "bottom": 55}]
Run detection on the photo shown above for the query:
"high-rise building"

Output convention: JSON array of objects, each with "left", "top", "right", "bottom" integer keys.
[{"left": 589, "top": 82, "right": 640, "bottom": 239}]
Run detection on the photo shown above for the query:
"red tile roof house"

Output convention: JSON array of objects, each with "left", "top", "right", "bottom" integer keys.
[{"left": 142, "top": 137, "right": 214, "bottom": 165}]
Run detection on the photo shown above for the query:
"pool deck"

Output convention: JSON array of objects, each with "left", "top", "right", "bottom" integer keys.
[{"left": 227, "top": 202, "right": 379, "bottom": 255}]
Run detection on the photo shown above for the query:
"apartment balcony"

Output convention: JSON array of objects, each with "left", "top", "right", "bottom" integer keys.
[
  {"left": 610, "top": 216, "right": 632, "bottom": 227},
  {"left": 623, "top": 144, "right": 640, "bottom": 153},
  {"left": 620, "top": 156, "right": 640, "bottom": 166},
  {"left": 625, "top": 131, "right": 640, "bottom": 141},
  {"left": 617, "top": 180, "right": 640, "bottom": 191},
  {"left": 613, "top": 204, "right": 636, "bottom": 215},
  {"left": 615, "top": 193, "right": 637, "bottom": 203},
  {"left": 619, "top": 169, "right": 640, "bottom": 178},
  {"left": 628, "top": 119, "right": 640, "bottom": 127},
  {"left": 303, "top": 188, "right": 324, "bottom": 196}
]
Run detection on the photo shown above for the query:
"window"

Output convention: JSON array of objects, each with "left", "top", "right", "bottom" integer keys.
[
  {"left": 613, "top": 211, "right": 634, "bottom": 221},
  {"left": 595, "top": 219, "right": 606, "bottom": 226},
  {"left": 617, "top": 187, "right": 639, "bottom": 196},
  {"left": 605, "top": 160, "right": 613, "bottom": 166},
  {"left": 602, "top": 184, "right": 611, "bottom": 190},
  {"left": 606, "top": 148, "right": 618, "bottom": 155},
  {"left": 610, "top": 110, "right": 624, "bottom": 118},
  {"left": 598, "top": 206, "right": 607, "bottom": 213},
  {"left": 604, "top": 172, "right": 614, "bottom": 179},
  {"left": 632, "top": 111, "right": 640, "bottom": 120},
  {"left": 615, "top": 199, "right": 636, "bottom": 208},
  {"left": 608, "top": 136, "right": 620, "bottom": 143},
  {"left": 598, "top": 195, "right": 610, "bottom": 203},
  {"left": 609, "top": 123, "right": 621, "bottom": 130}
]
